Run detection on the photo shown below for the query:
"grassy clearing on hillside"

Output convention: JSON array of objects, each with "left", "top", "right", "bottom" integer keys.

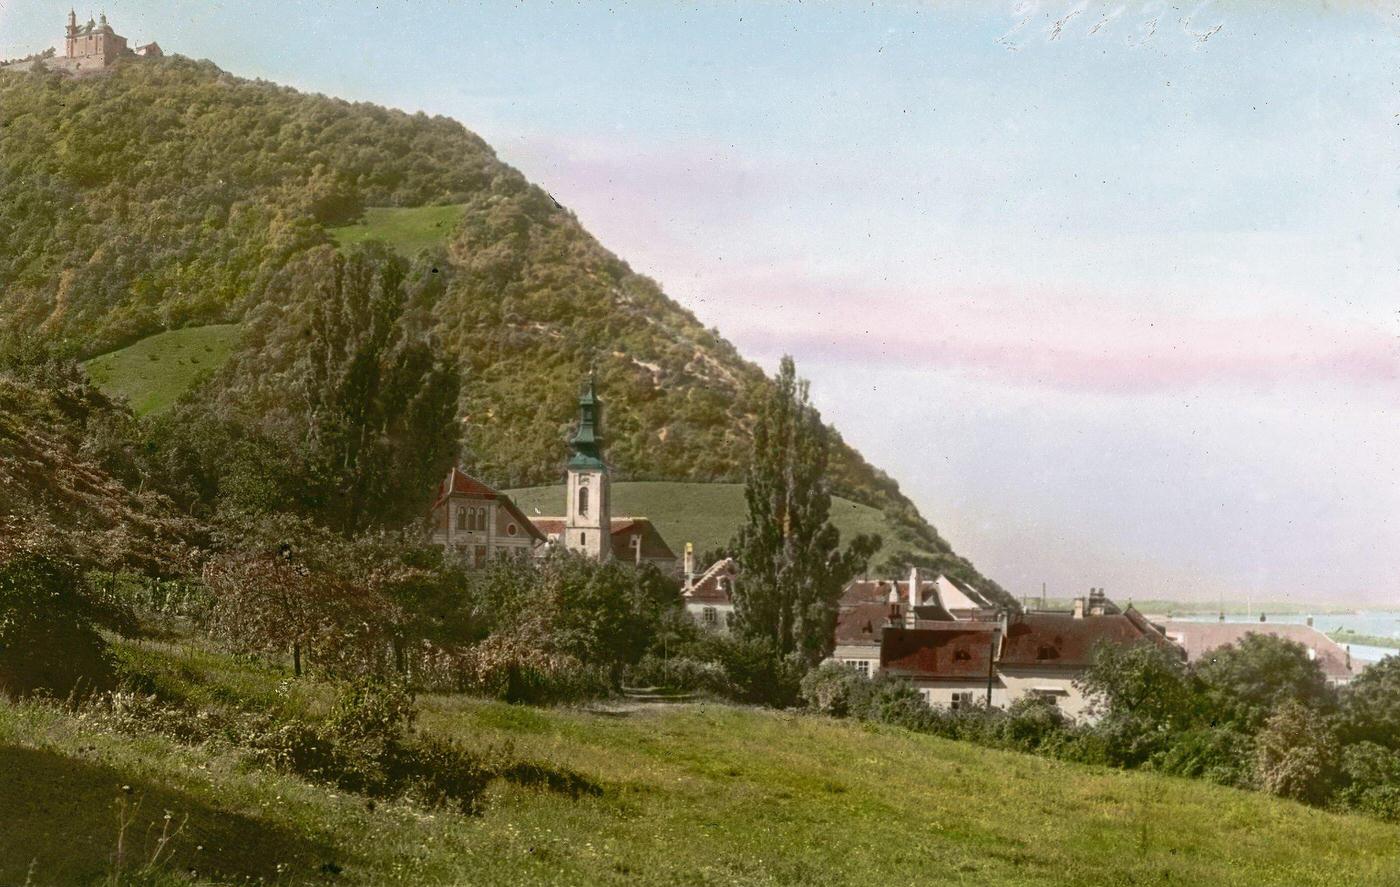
[
  {"left": 2, "top": 639, "right": 1398, "bottom": 886},
  {"left": 84, "top": 325, "right": 240, "bottom": 416},
  {"left": 508, "top": 481, "right": 909, "bottom": 565},
  {"left": 328, "top": 205, "right": 467, "bottom": 255}
]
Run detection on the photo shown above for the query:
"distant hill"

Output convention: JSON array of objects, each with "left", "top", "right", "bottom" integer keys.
[
  {"left": 507, "top": 481, "right": 913, "bottom": 569},
  {"left": 0, "top": 57, "right": 1008, "bottom": 604}
]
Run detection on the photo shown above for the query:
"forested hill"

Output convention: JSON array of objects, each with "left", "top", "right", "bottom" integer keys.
[{"left": 0, "top": 57, "right": 1008, "bottom": 603}]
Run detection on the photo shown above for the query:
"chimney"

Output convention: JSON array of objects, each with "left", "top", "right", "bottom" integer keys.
[
  {"left": 905, "top": 567, "right": 919, "bottom": 628},
  {"left": 887, "top": 587, "right": 902, "bottom": 628},
  {"left": 683, "top": 542, "right": 695, "bottom": 591},
  {"left": 1260, "top": 613, "right": 1267, "bottom": 623},
  {"left": 1072, "top": 597, "right": 1085, "bottom": 619},
  {"left": 1306, "top": 616, "right": 1314, "bottom": 628}
]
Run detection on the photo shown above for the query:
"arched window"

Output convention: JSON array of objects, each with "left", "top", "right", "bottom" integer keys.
[
  {"left": 578, "top": 486, "right": 590, "bottom": 517},
  {"left": 456, "top": 507, "right": 468, "bottom": 531},
  {"left": 580, "top": 532, "right": 587, "bottom": 548},
  {"left": 477, "top": 508, "right": 488, "bottom": 531}
]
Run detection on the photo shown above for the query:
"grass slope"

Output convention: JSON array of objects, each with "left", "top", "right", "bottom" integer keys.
[
  {"left": 508, "top": 481, "right": 914, "bottom": 565},
  {"left": 84, "top": 325, "right": 241, "bottom": 415},
  {"left": 328, "top": 205, "right": 467, "bottom": 255},
  {"left": 2, "top": 640, "right": 1398, "bottom": 886}
]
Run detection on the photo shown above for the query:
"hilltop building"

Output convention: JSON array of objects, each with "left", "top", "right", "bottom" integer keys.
[
  {"left": 2, "top": 12, "right": 161, "bottom": 75},
  {"left": 533, "top": 375, "right": 678, "bottom": 573},
  {"left": 429, "top": 468, "right": 544, "bottom": 567}
]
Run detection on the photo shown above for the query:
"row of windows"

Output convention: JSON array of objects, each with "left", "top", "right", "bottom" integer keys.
[{"left": 456, "top": 506, "right": 488, "bottom": 531}]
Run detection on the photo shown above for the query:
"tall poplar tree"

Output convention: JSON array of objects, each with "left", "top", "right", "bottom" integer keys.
[
  {"left": 732, "top": 356, "right": 880, "bottom": 665},
  {"left": 229, "top": 243, "right": 462, "bottom": 535}
]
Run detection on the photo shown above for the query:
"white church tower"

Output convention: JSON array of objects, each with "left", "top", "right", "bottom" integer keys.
[{"left": 563, "top": 372, "right": 611, "bottom": 561}]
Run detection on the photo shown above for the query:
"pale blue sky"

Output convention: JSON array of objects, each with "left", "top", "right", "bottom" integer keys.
[{"left": 3, "top": 1, "right": 1396, "bottom": 604}]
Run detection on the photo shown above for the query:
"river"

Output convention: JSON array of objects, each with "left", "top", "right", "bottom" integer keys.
[{"left": 1163, "top": 611, "right": 1400, "bottom": 664}]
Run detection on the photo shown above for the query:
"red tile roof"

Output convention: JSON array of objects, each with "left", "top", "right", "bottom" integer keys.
[
  {"left": 432, "top": 468, "right": 546, "bottom": 542},
  {"left": 881, "top": 623, "right": 1000, "bottom": 680},
  {"left": 1161, "top": 621, "right": 1356, "bottom": 682},
  {"left": 998, "top": 609, "right": 1176, "bottom": 669},
  {"left": 686, "top": 558, "right": 738, "bottom": 604},
  {"left": 532, "top": 516, "right": 678, "bottom": 564},
  {"left": 835, "top": 602, "right": 895, "bottom": 645}
]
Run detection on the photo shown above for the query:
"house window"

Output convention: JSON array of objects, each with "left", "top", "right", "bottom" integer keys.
[
  {"left": 951, "top": 691, "right": 976, "bottom": 711},
  {"left": 473, "top": 546, "right": 488, "bottom": 568},
  {"left": 703, "top": 607, "right": 718, "bottom": 626},
  {"left": 456, "top": 507, "right": 468, "bottom": 531},
  {"left": 849, "top": 660, "right": 871, "bottom": 677},
  {"left": 506, "top": 523, "right": 518, "bottom": 537},
  {"left": 476, "top": 508, "right": 487, "bottom": 531},
  {"left": 580, "top": 532, "right": 586, "bottom": 547},
  {"left": 578, "top": 486, "right": 590, "bottom": 517}
]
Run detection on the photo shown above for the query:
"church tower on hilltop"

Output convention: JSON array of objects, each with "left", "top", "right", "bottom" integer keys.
[{"left": 563, "top": 372, "right": 611, "bottom": 561}]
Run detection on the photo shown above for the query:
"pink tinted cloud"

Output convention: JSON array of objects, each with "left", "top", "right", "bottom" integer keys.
[{"left": 716, "top": 276, "right": 1400, "bottom": 395}]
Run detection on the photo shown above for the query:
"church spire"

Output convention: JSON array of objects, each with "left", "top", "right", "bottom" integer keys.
[{"left": 567, "top": 369, "right": 606, "bottom": 471}]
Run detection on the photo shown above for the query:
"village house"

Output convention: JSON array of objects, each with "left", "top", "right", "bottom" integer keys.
[
  {"left": 1161, "top": 619, "right": 1359, "bottom": 686},
  {"left": 830, "top": 574, "right": 1181, "bottom": 719},
  {"left": 429, "top": 468, "right": 545, "bottom": 566},
  {"left": 831, "top": 568, "right": 998, "bottom": 676},
  {"left": 2, "top": 12, "right": 161, "bottom": 75},
  {"left": 681, "top": 546, "right": 739, "bottom": 631},
  {"left": 533, "top": 374, "right": 679, "bottom": 573}
]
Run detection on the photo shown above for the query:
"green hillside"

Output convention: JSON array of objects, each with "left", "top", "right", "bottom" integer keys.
[
  {"left": 0, "top": 56, "right": 1005, "bottom": 604},
  {"left": 3, "top": 640, "right": 1397, "bottom": 886},
  {"left": 328, "top": 204, "right": 467, "bottom": 255},
  {"left": 83, "top": 324, "right": 240, "bottom": 415},
  {"left": 508, "top": 481, "right": 918, "bottom": 567}
]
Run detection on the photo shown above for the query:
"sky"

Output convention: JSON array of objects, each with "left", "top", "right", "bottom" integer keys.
[{"left": 3, "top": 1, "right": 1397, "bottom": 605}]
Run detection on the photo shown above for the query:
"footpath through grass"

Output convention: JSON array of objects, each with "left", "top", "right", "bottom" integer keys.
[
  {"left": 508, "top": 481, "right": 904, "bottom": 564},
  {"left": 84, "top": 325, "right": 241, "bottom": 415},
  {"left": 2, "top": 640, "right": 1399, "bottom": 886},
  {"left": 327, "top": 204, "right": 467, "bottom": 255}
]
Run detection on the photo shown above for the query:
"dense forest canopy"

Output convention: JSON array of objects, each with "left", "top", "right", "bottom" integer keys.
[{"left": 0, "top": 57, "right": 1008, "bottom": 603}]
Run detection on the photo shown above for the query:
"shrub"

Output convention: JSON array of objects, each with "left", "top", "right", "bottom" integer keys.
[
  {"left": 625, "top": 654, "right": 733, "bottom": 697},
  {"left": 0, "top": 553, "right": 117, "bottom": 699},
  {"left": 862, "top": 674, "right": 935, "bottom": 731},
  {"left": 1339, "top": 657, "right": 1400, "bottom": 751},
  {"left": 1254, "top": 701, "right": 1340, "bottom": 804},
  {"left": 998, "top": 696, "right": 1071, "bottom": 751},
  {"left": 1150, "top": 727, "right": 1254, "bottom": 788},
  {"left": 799, "top": 661, "right": 872, "bottom": 717},
  {"left": 681, "top": 634, "right": 805, "bottom": 707},
  {"left": 1334, "top": 741, "right": 1400, "bottom": 821}
]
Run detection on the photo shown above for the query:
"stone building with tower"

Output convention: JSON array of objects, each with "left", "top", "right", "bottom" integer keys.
[
  {"left": 533, "top": 375, "right": 678, "bottom": 573},
  {"left": 2, "top": 12, "right": 161, "bottom": 75}
]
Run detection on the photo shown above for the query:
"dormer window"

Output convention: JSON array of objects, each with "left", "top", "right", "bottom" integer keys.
[
  {"left": 954, "top": 649, "right": 972, "bottom": 661},
  {"left": 1036, "top": 644, "right": 1058, "bottom": 661}
]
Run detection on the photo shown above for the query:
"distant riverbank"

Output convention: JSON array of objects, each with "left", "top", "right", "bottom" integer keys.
[{"left": 1328, "top": 629, "right": 1400, "bottom": 650}]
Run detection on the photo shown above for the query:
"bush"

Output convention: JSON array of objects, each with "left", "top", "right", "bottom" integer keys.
[
  {"left": 799, "top": 661, "right": 872, "bottom": 717},
  {"left": 625, "top": 654, "right": 733, "bottom": 697},
  {"left": 1254, "top": 701, "right": 1340, "bottom": 804},
  {"left": 0, "top": 553, "right": 117, "bottom": 699},
  {"left": 1334, "top": 741, "right": 1400, "bottom": 821},
  {"left": 1150, "top": 727, "right": 1254, "bottom": 788},
  {"left": 861, "top": 674, "right": 936, "bottom": 731},
  {"left": 998, "top": 696, "right": 1071, "bottom": 751},
  {"left": 680, "top": 634, "right": 805, "bottom": 707}
]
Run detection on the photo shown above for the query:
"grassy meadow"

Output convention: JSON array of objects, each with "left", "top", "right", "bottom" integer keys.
[
  {"left": 328, "top": 205, "right": 467, "bottom": 255},
  {"left": 83, "top": 325, "right": 241, "bottom": 416},
  {"left": 2, "top": 638, "right": 1398, "bottom": 886},
  {"left": 508, "top": 481, "right": 906, "bottom": 563}
]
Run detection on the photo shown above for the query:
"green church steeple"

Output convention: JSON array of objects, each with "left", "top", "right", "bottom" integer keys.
[{"left": 567, "top": 372, "right": 606, "bottom": 471}]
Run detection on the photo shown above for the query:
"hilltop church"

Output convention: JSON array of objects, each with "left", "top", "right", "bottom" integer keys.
[{"left": 1, "top": 12, "right": 161, "bottom": 75}]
